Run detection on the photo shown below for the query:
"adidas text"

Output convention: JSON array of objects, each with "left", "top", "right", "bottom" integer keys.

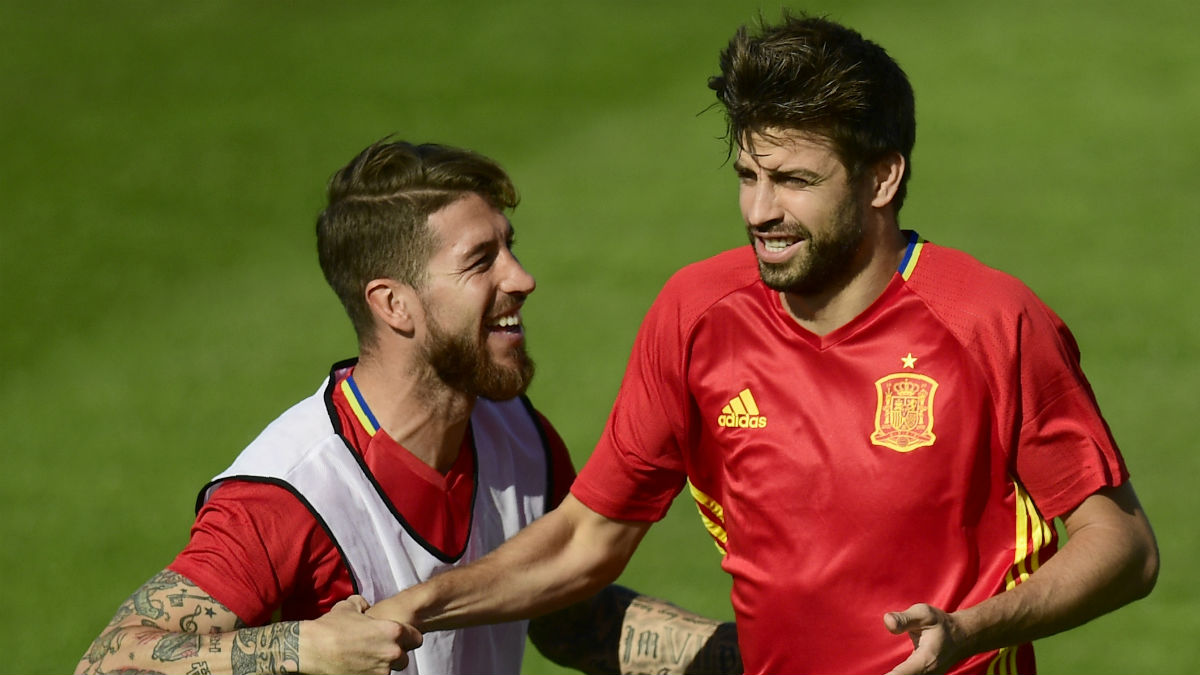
[{"left": 718, "top": 413, "right": 767, "bottom": 429}]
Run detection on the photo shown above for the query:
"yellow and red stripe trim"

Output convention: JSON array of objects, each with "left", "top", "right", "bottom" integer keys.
[{"left": 688, "top": 481, "right": 728, "bottom": 555}]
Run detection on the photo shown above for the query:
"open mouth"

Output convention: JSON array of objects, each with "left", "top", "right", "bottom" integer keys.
[
  {"left": 754, "top": 234, "right": 806, "bottom": 262},
  {"left": 487, "top": 310, "right": 523, "bottom": 334}
]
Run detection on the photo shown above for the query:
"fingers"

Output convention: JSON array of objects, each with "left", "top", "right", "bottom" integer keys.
[
  {"left": 347, "top": 595, "right": 371, "bottom": 612},
  {"left": 398, "top": 622, "right": 424, "bottom": 650},
  {"left": 883, "top": 648, "right": 939, "bottom": 675},
  {"left": 882, "top": 604, "right": 960, "bottom": 675},
  {"left": 331, "top": 594, "right": 372, "bottom": 613},
  {"left": 386, "top": 622, "right": 422, "bottom": 672},
  {"left": 885, "top": 603, "right": 937, "bottom": 634}
]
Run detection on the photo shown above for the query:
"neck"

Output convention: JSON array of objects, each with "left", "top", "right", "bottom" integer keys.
[
  {"left": 351, "top": 351, "right": 473, "bottom": 474},
  {"left": 781, "top": 226, "right": 908, "bottom": 336}
]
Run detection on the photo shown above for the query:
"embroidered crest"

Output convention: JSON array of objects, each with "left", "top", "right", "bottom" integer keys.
[{"left": 871, "top": 373, "right": 938, "bottom": 452}]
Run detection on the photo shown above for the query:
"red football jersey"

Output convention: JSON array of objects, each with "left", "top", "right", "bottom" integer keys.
[
  {"left": 171, "top": 366, "right": 576, "bottom": 625},
  {"left": 572, "top": 234, "right": 1127, "bottom": 675}
]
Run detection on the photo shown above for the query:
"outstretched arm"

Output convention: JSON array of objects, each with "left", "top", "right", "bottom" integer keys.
[
  {"left": 368, "top": 494, "right": 650, "bottom": 632},
  {"left": 883, "top": 481, "right": 1159, "bottom": 675},
  {"left": 75, "top": 569, "right": 420, "bottom": 675},
  {"left": 529, "top": 585, "right": 741, "bottom": 675}
]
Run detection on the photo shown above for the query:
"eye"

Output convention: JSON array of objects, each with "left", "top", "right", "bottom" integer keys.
[{"left": 466, "top": 249, "right": 499, "bottom": 272}]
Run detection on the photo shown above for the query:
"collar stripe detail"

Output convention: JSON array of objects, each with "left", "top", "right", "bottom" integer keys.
[
  {"left": 341, "top": 375, "right": 380, "bottom": 436},
  {"left": 898, "top": 230, "right": 926, "bottom": 280}
]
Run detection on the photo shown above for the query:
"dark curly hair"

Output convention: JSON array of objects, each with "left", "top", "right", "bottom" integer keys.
[{"left": 708, "top": 12, "right": 916, "bottom": 211}]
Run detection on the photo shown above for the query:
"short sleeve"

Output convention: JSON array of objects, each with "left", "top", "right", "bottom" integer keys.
[
  {"left": 572, "top": 281, "right": 691, "bottom": 521},
  {"left": 168, "top": 480, "right": 349, "bottom": 624},
  {"left": 1011, "top": 305, "right": 1128, "bottom": 519}
]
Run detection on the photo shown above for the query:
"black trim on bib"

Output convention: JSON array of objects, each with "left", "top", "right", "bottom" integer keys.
[{"left": 196, "top": 475, "right": 361, "bottom": 596}]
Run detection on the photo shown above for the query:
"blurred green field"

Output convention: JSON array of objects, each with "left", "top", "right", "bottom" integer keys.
[{"left": 2, "top": 1, "right": 1196, "bottom": 673}]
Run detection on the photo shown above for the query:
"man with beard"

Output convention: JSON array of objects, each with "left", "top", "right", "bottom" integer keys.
[
  {"left": 76, "top": 140, "right": 740, "bottom": 675},
  {"left": 368, "top": 13, "right": 1159, "bottom": 675}
]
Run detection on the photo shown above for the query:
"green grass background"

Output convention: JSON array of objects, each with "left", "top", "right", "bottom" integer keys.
[{"left": 2, "top": 1, "right": 1196, "bottom": 672}]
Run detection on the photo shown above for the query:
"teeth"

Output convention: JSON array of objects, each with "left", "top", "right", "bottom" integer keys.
[
  {"left": 492, "top": 313, "right": 520, "bottom": 328},
  {"left": 763, "top": 238, "right": 798, "bottom": 252}
]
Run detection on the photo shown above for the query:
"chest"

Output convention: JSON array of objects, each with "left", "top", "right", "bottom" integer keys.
[{"left": 684, "top": 304, "right": 1003, "bottom": 522}]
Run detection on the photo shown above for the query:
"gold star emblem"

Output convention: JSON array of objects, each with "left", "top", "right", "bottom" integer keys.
[{"left": 901, "top": 352, "right": 918, "bottom": 369}]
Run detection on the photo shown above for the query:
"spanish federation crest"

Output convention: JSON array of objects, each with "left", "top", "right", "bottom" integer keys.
[{"left": 871, "top": 373, "right": 938, "bottom": 452}]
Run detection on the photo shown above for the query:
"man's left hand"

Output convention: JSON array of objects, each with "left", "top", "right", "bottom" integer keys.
[{"left": 882, "top": 603, "right": 968, "bottom": 675}]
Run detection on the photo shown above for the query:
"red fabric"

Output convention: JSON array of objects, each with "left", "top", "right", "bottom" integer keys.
[
  {"left": 171, "top": 372, "right": 574, "bottom": 624},
  {"left": 572, "top": 239, "right": 1126, "bottom": 675}
]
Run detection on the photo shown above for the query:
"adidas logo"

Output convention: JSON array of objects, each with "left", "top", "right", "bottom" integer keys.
[{"left": 718, "top": 388, "right": 768, "bottom": 429}]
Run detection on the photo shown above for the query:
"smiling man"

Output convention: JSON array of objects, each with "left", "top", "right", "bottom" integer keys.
[
  {"left": 76, "top": 140, "right": 740, "bottom": 675},
  {"left": 368, "top": 13, "right": 1159, "bottom": 675}
]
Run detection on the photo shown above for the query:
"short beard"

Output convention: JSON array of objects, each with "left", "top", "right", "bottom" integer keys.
[
  {"left": 755, "top": 191, "right": 864, "bottom": 295},
  {"left": 421, "top": 316, "right": 535, "bottom": 401}
]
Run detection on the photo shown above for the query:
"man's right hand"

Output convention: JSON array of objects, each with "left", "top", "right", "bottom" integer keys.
[{"left": 302, "top": 595, "right": 423, "bottom": 675}]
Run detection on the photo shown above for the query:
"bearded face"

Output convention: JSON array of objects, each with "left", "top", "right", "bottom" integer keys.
[
  {"left": 752, "top": 191, "right": 864, "bottom": 295},
  {"left": 736, "top": 130, "right": 873, "bottom": 298},
  {"left": 419, "top": 304, "right": 535, "bottom": 401},
  {"left": 409, "top": 193, "right": 538, "bottom": 401}
]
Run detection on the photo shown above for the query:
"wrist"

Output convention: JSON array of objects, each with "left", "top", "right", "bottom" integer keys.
[
  {"left": 367, "top": 587, "right": 426, "bottom": 630},
  {"left": 946, "top": 607, "right": 981, "bottom": 658},
  {"left": 296, "top": 619, "right": 326, "bottom": 675}
]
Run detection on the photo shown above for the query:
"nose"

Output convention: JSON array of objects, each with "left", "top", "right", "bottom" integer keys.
[
  {"left": 742, "top": 179, "right": 783, "bottom": 229},
  {"left": 500, "top": 251, "right": 536, "bottom": 298}
]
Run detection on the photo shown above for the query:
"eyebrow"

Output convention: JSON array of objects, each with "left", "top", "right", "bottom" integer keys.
[
  {"left": 461, "top": 222, "right": 515, "bottom": 260},
  {"left": 733, "top": 160, "right": 823, "bottom": 182}
]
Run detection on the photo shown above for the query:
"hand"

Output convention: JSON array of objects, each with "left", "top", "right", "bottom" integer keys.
[
  {"left": 882, "top": 603, "right": 967, "bottom": 675},
  {"left": 301, "top": 595, "right": 423, "bottom": 675}
]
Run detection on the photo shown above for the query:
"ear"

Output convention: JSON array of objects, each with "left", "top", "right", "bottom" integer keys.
[
  {"left": 869, "top": 152, "right": 906, "bottom": 209},
  {"left": 364, "top": 278, "right": 418, "bottom": 337}
]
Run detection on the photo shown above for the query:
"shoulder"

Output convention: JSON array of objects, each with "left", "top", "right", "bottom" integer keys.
[
  {"left": 177, "top": 478, "right": 338, "bottom": 624},
  {"left": 908, "top": 242, "right": 1033, "bottom": 300},
  {"left": 250, "top": 386, "right": 339, "bottom": 454},
  {"left": 200, "top": 479, "right": 326, "bottom": 528},
  {"left": 905, "top": 241, "right": 1067, "bottom": 339},
  {"left": 652, "top": 246, "right": 761, "bottom": 326},
  {"left": 216, "top": 385, "right": 345, "bottom": 482}
]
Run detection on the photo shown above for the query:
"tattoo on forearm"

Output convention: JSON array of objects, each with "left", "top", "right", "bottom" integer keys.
[
  {"left": 76, "top": 569, "right": 252, "bottom": 674},
  {"left": 529, "top": 585, "right": 742, "bottom": 675},
  {"left": 151, "top": 630, "right": 201, "bottom": 662},
  {"left": 81, "top": 625, "right": 126, "bottom": 666},
  {"left": 230, "top": 622, "right": 301, "bottom": 675},
  {"left": 619, "top": 595, "right": 741, "bottom": 675},
  {"left": 130, "top": 571, "right": 189, "bottom": 622}
]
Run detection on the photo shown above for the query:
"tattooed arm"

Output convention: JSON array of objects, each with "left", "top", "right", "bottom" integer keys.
[
  {"left": 528, "top": 585, "right": 742, "bottom": 675},
  {"left": 74, "top": 569, "right": 419, "bottom": 675}
]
